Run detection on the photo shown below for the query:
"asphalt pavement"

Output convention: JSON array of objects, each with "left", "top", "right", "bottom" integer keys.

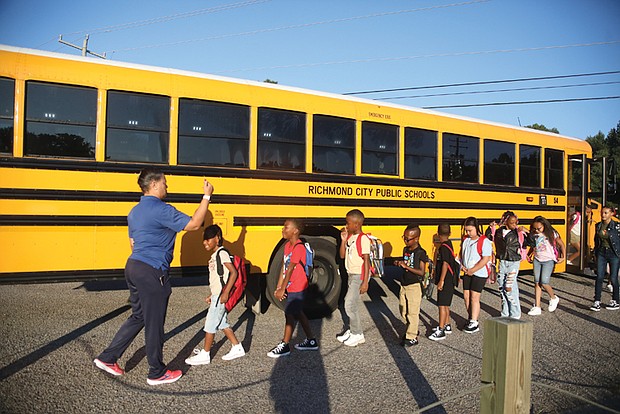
[{"left": 0, "top": 270, "right": 619, "bottom": 414}]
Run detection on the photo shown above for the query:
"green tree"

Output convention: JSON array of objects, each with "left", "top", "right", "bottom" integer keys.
[
  {"left": 525, "top": 123, "right": 560, "bottom": 134},
  {"left": 586, "top": 121, "right": 620, "bottom": 207},
  {"left": 263, "top": 79, "right": 278, "bottom": 84}
]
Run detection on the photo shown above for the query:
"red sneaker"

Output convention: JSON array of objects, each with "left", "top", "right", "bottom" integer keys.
[
  {"left": 146, "top": 369, "right": 182, "bottom": 385},
  {"left": 93, "top": 358, "right": 124, "bottom": 376}
]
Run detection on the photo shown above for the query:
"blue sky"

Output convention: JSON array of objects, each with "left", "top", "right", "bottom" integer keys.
[{"left": 1, "top": 0, "right": 619, "bottom": 140}]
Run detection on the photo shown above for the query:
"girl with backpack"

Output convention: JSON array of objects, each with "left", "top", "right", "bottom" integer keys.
[
  {"left": 486, "top": 211, "right": 527, "bottom": 320},
  {"left": 460, "top": 217, "right": 493, "bottom": 333},
  {"left": 526, "top": 216, "right": 565, "bottom": 316}
]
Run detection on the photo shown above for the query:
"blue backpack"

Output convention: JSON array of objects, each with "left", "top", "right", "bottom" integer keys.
[{"left": 296, "top": 240, "right": 315, "bottom": 282}]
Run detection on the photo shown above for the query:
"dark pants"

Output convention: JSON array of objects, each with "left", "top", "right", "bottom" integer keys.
[
  {"left": 97, "top": 258, "right": 172, "bottom": 379},
  {"left": 595, "top": 248, "right": 620, "bottom": 302}
]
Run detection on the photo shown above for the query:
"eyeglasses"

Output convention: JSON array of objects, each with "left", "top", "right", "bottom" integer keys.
[
  {"left": 533, "top": 226, "right": 544, "bottom": 232},
  {"left": 403, "top": 236, "right": 416, "bottom": 242}
]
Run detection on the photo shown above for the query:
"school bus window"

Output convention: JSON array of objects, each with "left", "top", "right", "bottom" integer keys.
[
  {"left": 520, "top": 144, "right": 541, "bottom": 188},
  {"left": 405, "top": 127, "right": 437, "bottom": 180},
  {"left": 545, "top": 148, "right": 564, "bottom": 189},
  {"left": 0, "top": 77, "right": 14, "bottom": 154},
  {"left": 362, "top": 121, "right": 398, "bottom": 175},
  {"left": 257, "top": 107, "right": 306, "bottom": 171},
  {"left": 178, "top": 99, "right": 249, "bottom": 167},
  {"left": 442, "top": 133, "right": 479, "bottom": 183},
  {"left": 24, "top": 81, "right": 96, "bottom": 159},
  {"left": 106, "top": 91, "right": 169, "bottom": 163},
  {"left": 484, "top": 140, "right": 515, "bottom": 186},
  {"left": 312, "top": 114, "right": 355, "bottom": 174}
]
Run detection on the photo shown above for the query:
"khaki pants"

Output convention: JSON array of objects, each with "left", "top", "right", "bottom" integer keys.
[{"left": 399, "top": 283, "right": 422, "bottom": 340}]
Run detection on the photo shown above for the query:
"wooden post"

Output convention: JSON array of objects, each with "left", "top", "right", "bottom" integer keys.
[{"left": 481, "top": 318, "right": 533, "bottom": 414}]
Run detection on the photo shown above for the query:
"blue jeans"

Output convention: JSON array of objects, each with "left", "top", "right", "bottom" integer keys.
[
  {"left": 533, "top": 259, "right": 554, "bottom": 285},
  {"left": 595, "top": 248, "right": 620, "bottom": 302},
  {"left": 498, "top": 260, "right": 521, "bottom": 319}
]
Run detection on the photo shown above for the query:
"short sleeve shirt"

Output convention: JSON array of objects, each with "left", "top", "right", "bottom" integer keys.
[
  {"left": 435, "top": 240, "right": 457, "bottom": 283},
  {"left": 345, "top": 233, "right": 371, "bottom": 275},
  {"left": 461, "top": 236, "right": 493, "bottom": 278},
  {"left": 534, "top": 232, "right": 559, "bottom": 262},
  {"left": 208, "top": 247, "right": 231, "bottom": 296},
  {"left": 128, "top": 195, "right": 191, "bottom": 271},
  {"left": 283, "top": 241, "right": 308, "bottom": 293},
  {"left": 402, "top": 245, "right": 428, "bottom": 286}
]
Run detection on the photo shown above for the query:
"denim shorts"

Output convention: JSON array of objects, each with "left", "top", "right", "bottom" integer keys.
[
  {"left": 203, "top": 296, "right": 229, "bottom": 334},
  {"left": 533, "top": 259, "right": 554, "bottom": 285},
  {"left": 284, "top": 291, "right": 305, "bottom": 316}
]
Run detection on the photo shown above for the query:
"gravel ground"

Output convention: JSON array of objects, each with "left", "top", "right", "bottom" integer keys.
[{"left": 0, "top": 271, "right": 618, "bottom": 414}]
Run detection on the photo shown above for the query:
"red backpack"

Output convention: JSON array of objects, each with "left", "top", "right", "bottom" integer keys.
[
  {"left": 215, "top": 248, "right": 247, "bottom": 312},
  {"left": 475, "top": 236, "right": 497, "bottom": 284}
]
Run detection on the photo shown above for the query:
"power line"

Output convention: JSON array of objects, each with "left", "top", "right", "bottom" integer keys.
[
  {"left": 380, "top": 80, "right": 620, "bottom": 100},
  {"left": 219, "top": 40, "right": 620, "bottom": 74},
  {"left": 345, "top": 70, "right": 620, "bottom": 96},
  {"left": 106, "top": 0, "right": 490, "bottom": 54},
  {"left": 65, "top": 0, "right": 270, "bottom": 36},
  {"left": 423, "top": 96, "right": 620, "bottom": 109}
]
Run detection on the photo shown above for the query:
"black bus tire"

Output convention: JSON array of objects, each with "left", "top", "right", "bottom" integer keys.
[{"left": 265, "top": 236, "right": 341, "bottom": 318}]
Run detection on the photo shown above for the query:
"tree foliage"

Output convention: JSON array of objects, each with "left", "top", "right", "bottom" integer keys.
[
  {"left": 525, "top": 123, "right": 559, "bottom": 134},
  {"left": 586, "top": 121, "right": 620, "bottom": 207}
]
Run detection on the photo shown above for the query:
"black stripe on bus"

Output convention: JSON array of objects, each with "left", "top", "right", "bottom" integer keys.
[
  {"left": 0, "top": 157, "right": 565, "bottom": 196},
  {"left": 0, "top": 214, "right": 566, "bottom": 227},
  {"left": 234, "top": 217, "right": 566, "bottom": 227},
  {"left": 0, "top": 188, "right": 565, "bottom": 211},
  {"left": 0, "top": 266, "right": 206, "bottom": 284}
]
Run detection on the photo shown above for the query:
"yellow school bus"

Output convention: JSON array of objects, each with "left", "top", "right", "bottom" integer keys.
[{"left": 0, "top": 45, "right": 592, "bottom": 311}]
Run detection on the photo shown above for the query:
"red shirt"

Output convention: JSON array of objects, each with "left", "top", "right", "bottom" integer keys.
[{"left": 283, "top": 241, "right": 308, "bottom": 293}]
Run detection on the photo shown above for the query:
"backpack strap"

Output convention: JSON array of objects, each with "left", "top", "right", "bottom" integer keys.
[
  {"left": 476, "top": 236, "right": 485, "bottom": 256},
  {"left": 441, "top": 243, "right": 456, "bottom": 275},
  {"left": 216, "top": 247, "right": 231, "bottom": 282},
  {"left": 293, "top": 241, "right": 306, "bottom": 267}
]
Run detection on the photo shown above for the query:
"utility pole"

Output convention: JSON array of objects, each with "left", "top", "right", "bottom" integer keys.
[{"left": 58, "top": 34, "right": 106, "bottom": 59}]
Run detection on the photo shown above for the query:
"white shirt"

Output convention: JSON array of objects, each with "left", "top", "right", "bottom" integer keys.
[
  {"left": 461, "top": 237, "right": 493, "bottom": 278},
  {"left": 208, "top": 247, "right": 231, "bottom": 296}
]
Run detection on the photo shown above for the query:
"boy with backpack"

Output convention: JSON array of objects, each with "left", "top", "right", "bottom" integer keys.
[
  {"left": 429, "top": 224, "right": 458, "bottom": 341},
  {"left": 337, "top": 209, "right": 371, "bottom": 347},
  {"left": 267, "top": 219, "right": 318, "bottom": 358},
  {"left": 394, "top": 224, "right": 428, "bottom": 347},
  {"left": 185, "top": 225, "right": 245, "bottom": 365}
]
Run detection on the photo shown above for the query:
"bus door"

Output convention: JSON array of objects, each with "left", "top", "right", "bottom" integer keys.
[{"left": 567, "top": 154, "right": 588, "bottom": 272}]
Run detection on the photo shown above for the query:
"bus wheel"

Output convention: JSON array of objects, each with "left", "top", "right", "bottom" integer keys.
[{"left": 265, "top": 236, "right": 341, "bottom": 318}]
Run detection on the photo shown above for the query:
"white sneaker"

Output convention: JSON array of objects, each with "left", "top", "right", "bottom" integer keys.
[
  {"left": 185, "top": 348, "right": 211, "bottom": 365},
  {"left": 528, "top": 306, "right": 542, "bottom": 316},
  {"left": 336, "top": 329, "right": 351, "bottom": 343},
  {"left": 343, "top": 333, "right": 365, "bottom": 347},
  {"left": 222, "top": 344, "right": 245, "bottom": 361},
  {"left": 548, "top": 296, "right": 560, "bottom": 312}
]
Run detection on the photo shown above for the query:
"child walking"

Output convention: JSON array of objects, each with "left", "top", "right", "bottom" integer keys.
[
  {"left": 337, "top": 209, "right": 371, "bottom": 347},
  {"left": 591, "top": 206, "right": 620, "bottom": 311},
  {"left": 267, "top": 219, "right": 319, "bottom": 357},
  {"left": 429, "top": 224, "right": 457, "bottom": 341},
  {"left": 394, "top": 224, "right": 428, "bottom": 346},
  {"left": 488, "top": 211, "right": 526, "bottom": 320},
  {"left": 185, "top": 225, "right": 245, "bottom": 366},
  {"left": 460, "top": 217, "right": 493, "bottom": 333},
  {"left": 526, "top": 216, "right": 565, "bottom": 315}
]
